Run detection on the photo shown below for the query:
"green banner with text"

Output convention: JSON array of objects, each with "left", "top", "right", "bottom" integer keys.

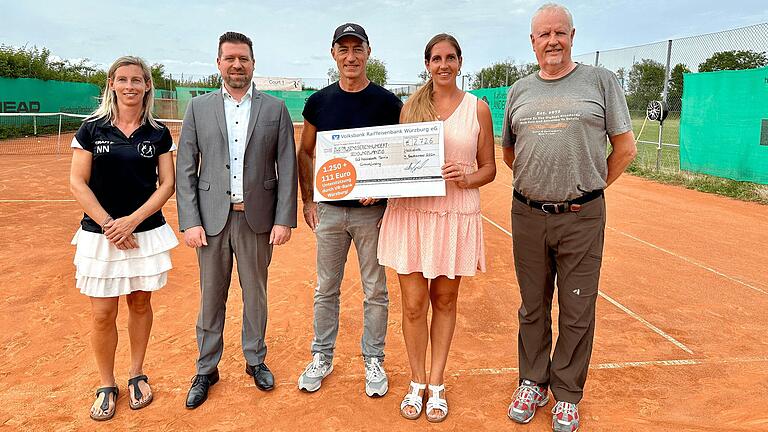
[
  {"left": 0, "top": 77, "right": 100, "bottom": 114},
  {"left": 469, "top": 86, "right": 510, "bottom": 136}
]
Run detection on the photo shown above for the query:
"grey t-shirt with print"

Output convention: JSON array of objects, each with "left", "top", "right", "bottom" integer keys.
[{"left": 501, "top": 64, "right": 632, "bottom": 202}]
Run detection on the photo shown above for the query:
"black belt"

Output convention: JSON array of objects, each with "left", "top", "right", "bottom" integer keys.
[{"left": 514, "top": 189, "right": 603, "bottom": 214}]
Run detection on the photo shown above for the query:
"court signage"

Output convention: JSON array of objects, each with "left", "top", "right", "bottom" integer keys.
[{"left": 0, "top": 100, "right": 41, "bottom": 113}]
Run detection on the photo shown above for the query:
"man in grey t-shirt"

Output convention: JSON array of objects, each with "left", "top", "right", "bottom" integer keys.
[{"left": 502, "top": 4, "right": 637, "bottom": 431}]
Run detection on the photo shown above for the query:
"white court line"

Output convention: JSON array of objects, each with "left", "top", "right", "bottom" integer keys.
[
  {"left": 265, "top": 355, "right": 768, "bottom": 386},
  {"left": 598, "top": 291, "right": 693, "bottom": 354},
  {"left": 490, "top": 179, "right": 765, "bottom": 297},
  {"left": 481, "top": 214, "right": 693, "bottom": 355},
  {"left": 8, "top": 356, "right": 767, "bottom": 394},
  {"left": 449, "top": 355, "right": 768, "bottom": 377},
  {"left": 0, "top": 157, "right": 66, "bottom": 176},
  {"left": 482, "top": 214, "right": 512, "bottom": 237},
  {"left": 607, "top": 226, "right": 768, "bottom": 297}
]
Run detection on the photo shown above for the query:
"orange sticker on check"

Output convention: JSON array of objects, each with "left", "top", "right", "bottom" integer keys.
[
  {"left": 313, "top": 122, "right": 446, "bottom": 201},
  {"left": 315, "top": 158, "right": 357, "bottom": 200}
]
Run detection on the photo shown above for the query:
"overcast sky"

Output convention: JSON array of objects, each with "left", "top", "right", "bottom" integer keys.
[{"left": 3, "top": 0, "right": 767, "bottom": 87}]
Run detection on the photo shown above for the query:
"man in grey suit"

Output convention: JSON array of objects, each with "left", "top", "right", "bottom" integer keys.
[{"left": 176, "top": 31, "right": 297, "bottom": 409}]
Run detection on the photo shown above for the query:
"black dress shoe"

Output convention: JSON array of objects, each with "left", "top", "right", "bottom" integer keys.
[
  {"left": 245, "top": 362, "right": 274, "bottom": 391},
  {"left": 185, "top": 369, "right": 220, "bottom": 409}
]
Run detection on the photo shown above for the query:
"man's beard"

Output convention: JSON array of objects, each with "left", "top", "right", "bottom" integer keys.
[{"left": 225, "top": 74, "right": 251, "bottom": 89}]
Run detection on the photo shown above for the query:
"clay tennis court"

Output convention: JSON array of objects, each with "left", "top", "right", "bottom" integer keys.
[{"left": 1, "top": 127, "right": 767, "bottom": 431}]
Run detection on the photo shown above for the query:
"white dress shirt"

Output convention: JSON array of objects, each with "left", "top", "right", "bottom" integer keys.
[{"left": 222, "top": 84, "right": 253, "bottom": 203}]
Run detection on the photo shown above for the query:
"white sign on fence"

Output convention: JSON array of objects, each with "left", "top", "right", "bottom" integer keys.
[{"left": 252, "top": 77, "right": 303, "bottom": 91}]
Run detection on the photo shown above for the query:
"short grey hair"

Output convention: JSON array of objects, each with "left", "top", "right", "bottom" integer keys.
[{"left": 531, "top": 3, "right": 574, "bottom": 33}]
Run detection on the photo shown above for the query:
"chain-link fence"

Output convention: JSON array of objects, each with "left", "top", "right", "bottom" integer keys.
[{"left": 573, "top": 23, "right": 768, "bottom": 173}]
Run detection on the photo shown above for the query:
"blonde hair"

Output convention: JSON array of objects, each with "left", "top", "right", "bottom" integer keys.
[
  {"left": 401, "top": 34, "right": 462, "bottom": 123},
  {"left": 88, "top": 56, "right": 160, "bottom": 129}
]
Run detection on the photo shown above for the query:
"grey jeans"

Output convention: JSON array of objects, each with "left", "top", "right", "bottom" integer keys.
[{"left": 311, "top": 202, "right": 388, "bottom": 361}]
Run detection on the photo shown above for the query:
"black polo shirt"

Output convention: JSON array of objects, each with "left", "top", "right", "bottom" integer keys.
[{"left": 73, "top": 117, "right": 174, "bottom": 233}]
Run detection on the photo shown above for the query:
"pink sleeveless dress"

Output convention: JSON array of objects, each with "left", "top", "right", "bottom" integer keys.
[{"left": 377, "top": 92, "right": 486, "bottom": 279}]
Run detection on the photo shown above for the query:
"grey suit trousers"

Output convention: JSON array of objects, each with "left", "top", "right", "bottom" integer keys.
[{"left": 195, "top": 210, "right": 272, "bottom": 374}]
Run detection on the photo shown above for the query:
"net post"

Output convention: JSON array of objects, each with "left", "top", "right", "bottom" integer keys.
[
  {"left": 33, "top": 116, "right": 37, "bottom": 136},
  {"left": 656, "top": 123, "right": 663, "bottom": 172},
  {"left": 56, "top": 113, "right": 63, "bottom": 156},
  {"left": 656, "top": 40, "right": 672, "bottom": 172}
]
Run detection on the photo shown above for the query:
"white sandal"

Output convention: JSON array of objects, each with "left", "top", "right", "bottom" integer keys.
[
  {"left": 426, "top": 383, "right": 448, "bottom": 423},
  {"left": 400, "top": 381, "right": 426, "bottom": 420}
]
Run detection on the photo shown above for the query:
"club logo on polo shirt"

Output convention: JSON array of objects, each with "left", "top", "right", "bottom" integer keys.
[{"left": 138, "top": 141, "right": 155, "bottom": 158}]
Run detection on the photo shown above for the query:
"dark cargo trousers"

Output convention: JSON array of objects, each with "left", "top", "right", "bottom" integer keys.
[{"left": 512, "top": 195, "right": 606, "bottom": 404}]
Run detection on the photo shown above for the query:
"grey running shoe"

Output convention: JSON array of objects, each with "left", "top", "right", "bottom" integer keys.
[
  {"left": 552, "top": 401, "right": 579, "bottom": 432},
  {"left": 298, "top": 353, "right": 333, "bottom": 392},
  {"left": 364, "top": 357, "right": 388, "bottom": 397},
  {"left": 507, "top": 379, "right": 549, "bottom": 423}
]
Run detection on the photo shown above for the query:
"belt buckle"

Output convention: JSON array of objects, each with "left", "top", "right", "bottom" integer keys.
[
  {"left": 231, "top": 202, "right": 245, "bottom": 212},
  {"left": 541, "top": 203, "right": 558, "bottom": 214}
]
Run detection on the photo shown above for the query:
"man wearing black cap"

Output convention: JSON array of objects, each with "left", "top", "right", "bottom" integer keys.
[{"left": 297, "top": 23, "right": 402, "bottom": 397}]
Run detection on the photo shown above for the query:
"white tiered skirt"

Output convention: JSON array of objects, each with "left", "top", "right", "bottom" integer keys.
[{"left": 71, "top": 223, "right": 179, "bottom": 298}]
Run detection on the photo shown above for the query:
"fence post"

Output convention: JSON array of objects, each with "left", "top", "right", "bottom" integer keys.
[
  {"left": 656, "top": 39, "right": 673, "bottom": 171},
  {"left": 594, "top": 51, "right": 600, "bottom": 66},
  {"left": 56, "top": 114, "right": 63, "bottom": 157}
]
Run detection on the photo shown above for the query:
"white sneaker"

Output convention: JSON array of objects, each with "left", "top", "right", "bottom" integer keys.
[
  {"left": 364, "top": 357, "right": 388, "bottom": 397},
  {"left": 298, "top": 353, "right": 333, "bottom": 392}
]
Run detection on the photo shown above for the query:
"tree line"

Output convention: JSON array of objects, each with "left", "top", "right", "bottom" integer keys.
[
  {"left": 469, "top": 50, "right": 767, "bottom": 112},
  {"left": 0, "top": 45, "right": 221, "bottom": 91},
  {"left": 622, "top": 50, "right": 767, "bottom": 111},
  {"left": 3, "top": 43, "right": 765, "bottom": 109}
]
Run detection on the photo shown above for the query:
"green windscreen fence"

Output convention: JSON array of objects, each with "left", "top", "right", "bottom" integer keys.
[
  {"left": 680, "top": 67, "right": 768, "bottom": 184},
  {"left": 469, "top": 86, "right": 510, "bottom": 136},
  {"left": 176, "top": 87, "right": 315, "bottom": 122},
  {"left": 264, "top": 90, "right": 315, "bottom": 122},
  {"left": 0, "top": 77, "right": 100, "bottom": 114},
  {"left": 176, "top": 87, "right": 216, "bottom": 119}
]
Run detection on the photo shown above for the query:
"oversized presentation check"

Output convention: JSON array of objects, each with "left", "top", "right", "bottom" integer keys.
[{"left": 314, "top": 121, "right": 446, "bottom": 201}]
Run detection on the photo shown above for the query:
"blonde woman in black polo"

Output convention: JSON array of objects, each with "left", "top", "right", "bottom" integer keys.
[{"left": 70, "top": 56, "right": 177, "bottom": 421}]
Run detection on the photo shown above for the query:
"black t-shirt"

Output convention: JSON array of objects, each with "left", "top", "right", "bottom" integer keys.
[
  {"left": 303, "top": 81, "right": 402, "bottom": 207},
  {"left": 74, "top": 118, "right": 174, "bottom": 233}
]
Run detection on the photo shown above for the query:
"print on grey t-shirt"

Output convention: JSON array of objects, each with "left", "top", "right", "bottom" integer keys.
[{"left": 501, "top": 64, "right": 632, "bottom": 202}]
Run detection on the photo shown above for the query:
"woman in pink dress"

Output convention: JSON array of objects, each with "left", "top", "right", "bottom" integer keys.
[{"left": 377, "top": 34, "right": 496, "bottom": 422}]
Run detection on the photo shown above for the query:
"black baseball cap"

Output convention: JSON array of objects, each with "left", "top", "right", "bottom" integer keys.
[{"left": 332, "top": 23, "right": 369, "bottom": 45}]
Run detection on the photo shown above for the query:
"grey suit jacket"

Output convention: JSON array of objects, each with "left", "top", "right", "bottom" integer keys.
[{"left": 176, "top": 85, "right": 298, "bottom": 236}]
